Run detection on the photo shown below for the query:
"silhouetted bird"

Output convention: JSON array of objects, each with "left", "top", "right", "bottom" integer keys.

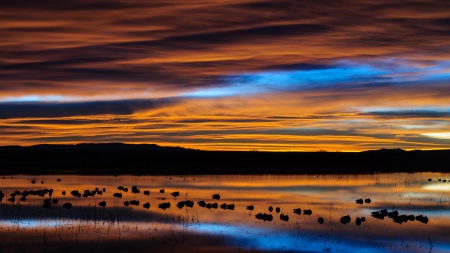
[
  {"left": 356, "top": 199, "right": 363, "bottom": 205},
  {"left": 123, "top": 187, "right": 128, "bottom": 192},
  {"left": 177, "top": 201, "right": 186, "bottom": 209},
  {"left": 280, "top": 214, "right": 289, "bottom": 222},
  {"left": 103, "top": 188, "right": 106, "bottom": 192},
  {"left": 97, "top": 191, "right": 102, "bottom": 195},
  {"left": 144, "top": 190, "right": 150, "bottom": 195},
  {"left": 171, "top": 191, "right": 179, "bottom": 197},
  {"left": 143, "top": 202, "right": 150, "bottom": 209},
  {"left": 52, "top": 198, "right": 58, "bottom": 204},
  {"left": 318, "top": 217, "right": 324, "bottom": 224},
  {"left": 276, "top": 207, "right": 280, "bottom": 213},
  {"left": 8, "top": 197, "right": 15, "bottom": 203},
  {"left": 438, "top": 179, "right": 441, "bottom": 181},
  {"left": 160, "top": 189, "right": 164, "bottom": 193},
  {"left": 62, "top": 203, "right": 72, "bottom": 209},
  {"left": 406, "top": 215, "right": 415, "bottom": 221},
  {"left": 186, "top": 200, "right": 194, "bottom": 208},
  {"left": 131, "top": 186, "right": 140, "bottom": 194},
  {"left": 198, "top": 200, "right": 206, "bottom": 207},
  {"left": 356, "top": 217, "right": 361, "bottom": 226},
  {"left": 364, "top": 198, "right": 371, "bottom": 203},
  {"left": 388, "top": 210, "right": 399, "bottom": 218},
  {"left": 57, "top": 179, "right": 61, "bottom": 182},
  {"left": 293, "top": 208, "right": 302, "bottom": 214},
  {"left": 124, "top": 201, "right": 130, "bottom": 206},
  {"left": 444, "top": 180, "right": 447, "bottom": 182},
  {"left": 129, "top": 200, "right": 139, "bottom": 206},
  {"left": 41, "top": 181, "right": 44, "bottom": 184},
  {"left": 31, "top": 180, "right": 35, "bottom": 184},
  {"left": 113, "top": 193, "right": 123, "bottom": 198},
  {"left": 62, "top": 191, "right": 66, "bottom": 196},
  {"left": 206, "top": 203, "right": 212, "bottom": 209},
  {"left": 158, "top": 202, "right": 170, "bottom": 210},
  {"left": 212, "top": 194, "right": 220, "bottom": 200},
  {"left": 99, "top": 201, "right": 106, "bottom": 207},
  {"left": 393, "top": 215, "right": 408, "bottom": 224},
  {"left": 428, "top": 178, "right": 432, "bottom": 181},
  {"left": 379, "top": 209, "right": 388, "bottom": 217},
  {"left": 361, "top": 217, "right": 366, "bottom": 222},
  {"left": 255, "top": 213, "right": 273, "bottom": 221},
  {"left": 118, "top": 186, "right": 124, "bottom": 190},
  {"left": 246, "top": 205, "right": 254, "bottom": 211},
  {"left": 211, "top": 203, "right": 218, "bottom": 209},
  {"left": 371, "top": 211, "right": 384, "bottom": 220},
  {"left": 226, "top": 204, "right": 235, "bottom": 210},
  {"left": 20, "top": 196, "right": 26, "bottom": 202},
  {"left": 416, "top": 215, "right": 429, "bottom": 224},
  {"left": 303, "top": 209, "right": 312, "bottom": 215},
  {"left": 268, "top": 206, "right": 273, "bottom": 212},
  {"left": 340, "top": 215, "right": 351, "bottom": 224}
]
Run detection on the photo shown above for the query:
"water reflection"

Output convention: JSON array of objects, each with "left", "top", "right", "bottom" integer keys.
[{"left": 0, "top": 173, "right": 449, "bottom": 252}]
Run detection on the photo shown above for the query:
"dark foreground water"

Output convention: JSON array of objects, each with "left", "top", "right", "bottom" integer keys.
[{"left": 0, "top": 173, "right": 449, "bottom": 252}]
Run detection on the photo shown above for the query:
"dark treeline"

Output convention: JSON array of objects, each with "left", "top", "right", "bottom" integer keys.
[{"left": 0, "top": 144, "right": 449, "bottom": 175}]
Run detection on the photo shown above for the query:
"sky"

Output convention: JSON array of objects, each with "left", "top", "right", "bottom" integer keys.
[{"left": 1, "top": 0, "right": 450, "bottom": 151}]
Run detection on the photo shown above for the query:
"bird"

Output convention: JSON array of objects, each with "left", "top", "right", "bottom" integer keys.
[
  {"left": 356, "top": 217, "right": 361, "bottom": 226},
  {"left": 198, "top": 200, "right": 206, "bottom": 207},
  {"left": 303, "top": 209, "right": 312, "bottom": 215},
  {"left": 293, "top": 208, "right": 302, "bottom": 215},
  {"left": 98, "top": 201, "right": 106, "bottom": 207},
  {"left": 160, "top": 189, "right": 165, "bottom": 193},
  {"left": 388, "top": 210, "right": 399, "bottom": 218},
  {"left": 171, "top": 191, "right": 179, "bottom": 197},
  {"left": 158, "top": 202, "right": 170, "bottom": 210},
  {"left": 129, "top": 200, "right": 139, "bottom": 206},
  {"left": 318, "top": 217, "right": 324, "bottom": 224},
  {"left": 268, "top": 206, "right": 273, "bottom": 212},
  {"left": 340, "top": 215, "right": 351, "bottom": 224},
  {"left": 212, "top": 194, "right": 220, "bottom": 200},
  {"left": 364, "top": 198, "right": 371, "bottom": 203},
  {"left": 56, "top": 179, "right": 61, "bottom": 182},
  {"left": 246, "top": 205, "right": 254, "bottom": 211},
  {"left": 416, "top": 215, "right": 429, "bottom": 224},
  {"left": 356, "top": 199, "right": 363, "bottom": 204},
  {"left": 131, "top": 186, "right": 140, "bottom": 194},
  {"left": 143, "top": 202, "right": 150, "bottom": 209},
  {"left": 275, "top": 207, "right": 280, "bottom": 213},
  {"left": 280, "top": 214, "right": 289, "bottom": 222}
]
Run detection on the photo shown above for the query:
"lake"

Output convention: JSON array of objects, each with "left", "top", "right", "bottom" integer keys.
[{"left": 0, "top": 173, "right": 449, "bottom": 252}]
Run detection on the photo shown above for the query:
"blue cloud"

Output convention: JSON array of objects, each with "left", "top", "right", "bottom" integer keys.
[{"left": 187, "top": 58, "right": 450, "bottom": 97}]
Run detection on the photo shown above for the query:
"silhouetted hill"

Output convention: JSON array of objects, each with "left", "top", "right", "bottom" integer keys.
[
  {"left": 0, "top": 144, "right": 449, "bottom": 175},
  {"left": 0, "top": 143, "right": 188, "bottom": 151}
]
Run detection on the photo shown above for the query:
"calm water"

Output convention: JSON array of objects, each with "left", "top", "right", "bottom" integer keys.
[{"left": 0, "top": 173, "right": 449, "bottom": 253}]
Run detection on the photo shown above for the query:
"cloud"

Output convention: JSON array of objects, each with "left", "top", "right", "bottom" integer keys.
[
  {"left": 362, "top": 110, "right": 450, "bottom": 119},
  {"left": 0, "top": 98, "right": 178, "bottom": 119}
]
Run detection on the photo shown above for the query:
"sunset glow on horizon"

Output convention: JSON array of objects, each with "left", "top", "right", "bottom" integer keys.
[{"left": 1, "top": 0, "right": 450, "bottom": 151}]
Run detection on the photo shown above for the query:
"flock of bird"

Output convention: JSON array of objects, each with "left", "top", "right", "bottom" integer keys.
[{"left": 0, "top": 176, "right": 439, "bottom": 226}]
